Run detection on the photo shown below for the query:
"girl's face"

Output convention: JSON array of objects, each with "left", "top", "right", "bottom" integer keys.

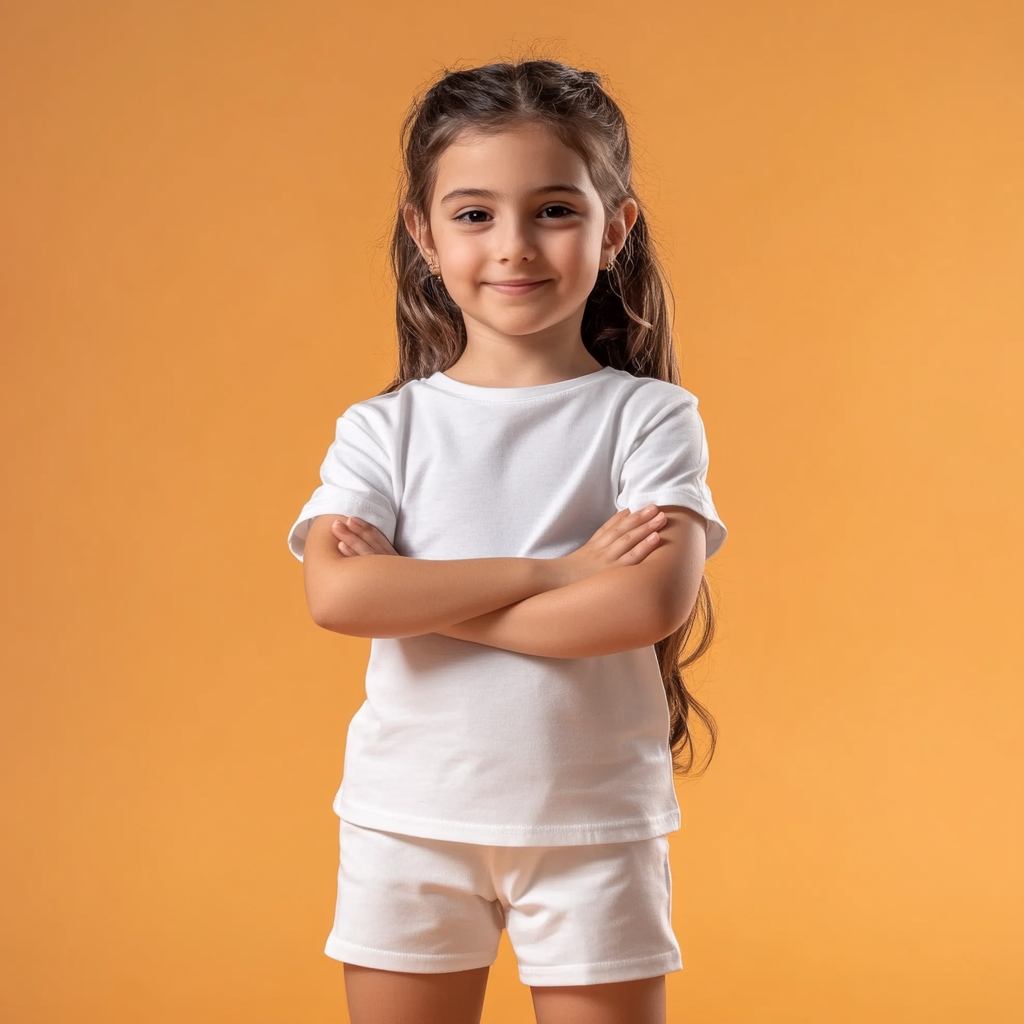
[{"left": 405, "top": 122, "right": 637, "bottom": 347}]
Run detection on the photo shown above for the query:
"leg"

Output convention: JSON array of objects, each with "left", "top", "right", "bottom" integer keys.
[
  {"left": 499, "top": 836, "right": 678, "bottom": 1021},
  {"left": 344, "top": 963, "right": 490, "bottom": 1024},
  {"left": 531, "top": 974, "right": 666, "bottom": 1024},
  {"left": 328, "top": 821, "right": 502, "bottom": 1023}
]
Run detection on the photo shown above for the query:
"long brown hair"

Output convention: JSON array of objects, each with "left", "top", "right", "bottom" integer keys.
[{"left": 376, "top": 58, "right": 719, "bottom": 776}]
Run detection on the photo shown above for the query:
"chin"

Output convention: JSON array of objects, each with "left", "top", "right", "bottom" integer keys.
[{"left": 482, "top": 314, "right": 557, "bottom": 336}]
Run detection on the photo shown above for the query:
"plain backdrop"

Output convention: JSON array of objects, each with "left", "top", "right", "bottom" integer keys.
[{"left": 1, "top": 2, "right": 1021, "bottom": 1022}]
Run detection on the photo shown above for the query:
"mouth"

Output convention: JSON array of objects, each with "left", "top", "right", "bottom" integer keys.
[{"left": 484, "top": 279, "right": 551, "bottom": 295}]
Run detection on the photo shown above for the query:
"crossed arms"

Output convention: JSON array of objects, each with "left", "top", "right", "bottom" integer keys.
[{"left": 300, "top": 506, "right": 708, "bottom": 659}]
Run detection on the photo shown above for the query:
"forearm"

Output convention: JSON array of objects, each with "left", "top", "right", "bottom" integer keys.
[
  {"left": 433, "top": 564, "right": 671, "bottom": 658},
  {"left": 312, "top": 551, "right": 569, "bottom": 638}
]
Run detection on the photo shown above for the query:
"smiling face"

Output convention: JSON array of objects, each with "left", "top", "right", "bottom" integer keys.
[{"left": 404, "top": 122, "right": 637, "bottom": 362}]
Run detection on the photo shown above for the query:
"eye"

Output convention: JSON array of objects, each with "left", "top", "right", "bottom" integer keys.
[
  {"left": 452, "top": 205, "right": 578, "bottom": 224},
  {"left": 453, "top": 209, "right": 490, "bottom": 223}
]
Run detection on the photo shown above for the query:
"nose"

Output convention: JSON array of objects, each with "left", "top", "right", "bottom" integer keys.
[{"left": 492, "top": 211, "right": 538, "bottom": 266}]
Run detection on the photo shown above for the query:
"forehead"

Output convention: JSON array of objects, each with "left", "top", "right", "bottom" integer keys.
[{"left": 432, "top": 124, "right": 596, "bottom": 205}]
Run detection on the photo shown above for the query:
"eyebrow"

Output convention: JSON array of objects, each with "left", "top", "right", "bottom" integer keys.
[{"left": 439, "top": 183, "right": 589, "bottom": 206}]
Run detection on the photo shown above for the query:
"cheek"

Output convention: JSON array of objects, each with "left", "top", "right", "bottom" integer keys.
[
  {"left": 546, "top": 229, "right": 598, "bottom": 274},
  {"left": 438, "top": 233, "right": 484, "bottom": 277}
]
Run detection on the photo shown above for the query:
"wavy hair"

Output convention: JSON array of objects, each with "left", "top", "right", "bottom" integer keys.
[{"left": 377, "top": 58, "right": 719, "bottom": 776}]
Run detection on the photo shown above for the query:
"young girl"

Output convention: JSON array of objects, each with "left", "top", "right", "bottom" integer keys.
[{"left": 287, "top": 59, "right": 727, "bottom": 1024}]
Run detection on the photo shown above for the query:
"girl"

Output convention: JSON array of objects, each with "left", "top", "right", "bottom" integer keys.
[{"left": 288, "top": 59, "right": 728, "bottom": 1024}]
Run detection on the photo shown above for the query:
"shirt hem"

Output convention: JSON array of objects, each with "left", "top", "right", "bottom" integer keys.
[{"left": 335, "top": 798, "right": 682, "bottom": 847}]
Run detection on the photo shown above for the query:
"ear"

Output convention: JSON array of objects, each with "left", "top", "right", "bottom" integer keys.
[
  {"left": 604, "top": 197, "right": 639, "bottom": 256},
  {"left": 402, "top": 203, "right": 436, "bottom": 260}
]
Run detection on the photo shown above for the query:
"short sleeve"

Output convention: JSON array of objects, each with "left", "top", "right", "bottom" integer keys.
[
  {"left": 615, "top": 391, "right": 728, "bottom": 559},
  {"left": 286, "top": 410, "right": 397, "bottom": 562}
]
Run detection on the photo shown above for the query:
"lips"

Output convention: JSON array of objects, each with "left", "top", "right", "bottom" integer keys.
[{"left": 485, "top": 279, "right": 550, "bottom": 294}]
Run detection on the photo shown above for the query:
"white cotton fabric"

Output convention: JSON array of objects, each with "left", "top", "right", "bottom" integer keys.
[
  {"left": 326, "top": 817, "right": 682, "bottom": 986},
  {"left": 287, "top": 365, "right": 728, "bottom": 846}
]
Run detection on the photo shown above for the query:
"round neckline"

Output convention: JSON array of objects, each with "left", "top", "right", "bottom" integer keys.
[{"left": 425, "top": 365, "right": 614, "bottom": 402}]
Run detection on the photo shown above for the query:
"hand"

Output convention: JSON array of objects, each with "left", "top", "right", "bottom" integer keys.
[
  {"left": 557, "top": 505, "right": 666, "bottom": 586},
  {"left": 329, "top": 516, "right": 399, "bottom": 557},
  {"left": 328, "top": 505, "right": 665, "bottom": 585}
]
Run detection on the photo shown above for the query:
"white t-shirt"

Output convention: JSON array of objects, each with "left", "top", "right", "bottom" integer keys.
[{"left": 287, "top": 365, "right": 728, "bottom": 846}]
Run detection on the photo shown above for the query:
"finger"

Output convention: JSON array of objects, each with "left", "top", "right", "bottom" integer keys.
[
  {"left": 602, "top": 506, "right": 661, "bottom": 543},
  {"left": 586, "top": 508, "right": 633, "bottom": 544},
  {"left": 589, "top": 506, "right": 660, "bottom": 545},
  {"left": 333, "top": 515, "right": 382, "bottom": 547},
  {"left": 347, "top": 517, "right": 391, "bottom": 554},
  {"left": 619, "top": 506, "right": 662, "bottom": 532},
  {"left": 604, "top": 512, "right": 665, "bottom": 560},
  {"left": 581, "top": 507, "right": 634, "bottom": 548},
  {"left": 349, "top": 517, "right": 403, "bottom": 556},
  {"left": 353, "top": 530, "right": 395, "bottom": 557},
  {"left": 618, "top": 531, "right": 661, "bottom": 564},
  {"left": 335, "top": 527, "right": 376, "bottom": 556}
]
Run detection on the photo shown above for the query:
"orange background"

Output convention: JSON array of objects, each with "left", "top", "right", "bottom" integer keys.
[{"left": 2, "top": 3, "right": 1022, "bottom": 1022}]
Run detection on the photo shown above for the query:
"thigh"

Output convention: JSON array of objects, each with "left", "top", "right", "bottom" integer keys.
[
  {"left": 344, "top": 963, "right": 490, "bottom": 1024},
  {"left": 326, "top": 819, "right": 504, "bottom": 975},
  {"left": 503, "top": 835, "right": 681, "bottom": 988},
  {"left": 531, "top": 974, "right": 666, "bottom": 1024}
]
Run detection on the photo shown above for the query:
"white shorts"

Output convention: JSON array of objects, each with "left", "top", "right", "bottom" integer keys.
[{"left": 325, "top": 817, "right": 683, "bottom": 987}]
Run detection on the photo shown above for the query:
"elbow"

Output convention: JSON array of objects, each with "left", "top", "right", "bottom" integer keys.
[
  {"left": 312, "top": 604, "right": 368, "bottom": 636},
  {"left": 557, "top": 608, "right": 680, "bottom": 659},
  {"left": 309, "top": 599, "right": 343, "bottom": 633},
  {"left": 656, "top": 593, "right": 699, "bottom": 642},
  {"left": 634, "top": 587, "right": 689, "bottom": 648},
  {"left": 310, "top": 603, "right": 339, "bottom": 632},
  {"left": 307, "top": 578, "right": 356, "bottom": 634},
  {"left": 310, "top": 590, "right": 385, "bottom": 638},
  {"left": 643, "top": 616, "right": 679, "bottom": 650}
]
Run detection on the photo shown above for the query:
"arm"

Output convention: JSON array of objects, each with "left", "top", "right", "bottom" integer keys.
[
  {"left": 433, "top": 507, "right": 709, "bottom": 658},
  {"left": 302, "top": 513, "right": 569, "bottom": 637},
  {"left": 307, "top": 504, "right": 670, "bottom": 642}
]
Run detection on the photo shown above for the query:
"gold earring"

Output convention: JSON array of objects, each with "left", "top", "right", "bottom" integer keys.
[
  {"left": 426, "top": 254, "right": 441, "bottom": 278},
  {"left": 605, "top": 252, "right": 617, "bottom": 273}
]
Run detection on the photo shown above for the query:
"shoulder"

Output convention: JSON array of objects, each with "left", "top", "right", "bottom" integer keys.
[
  {"left": 334, "top": 379, "right": 422, "bottom": 446},
  {"left": 601, "top": 368, "right": 701, "bottom": 420}
]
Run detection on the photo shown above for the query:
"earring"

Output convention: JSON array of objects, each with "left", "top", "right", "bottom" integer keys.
[
  {"left": 426, "top": 254, "right": 441, "bottom": 278},
  {"left": 605, "top": 252, "right": 617, "bottom": 273}
]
